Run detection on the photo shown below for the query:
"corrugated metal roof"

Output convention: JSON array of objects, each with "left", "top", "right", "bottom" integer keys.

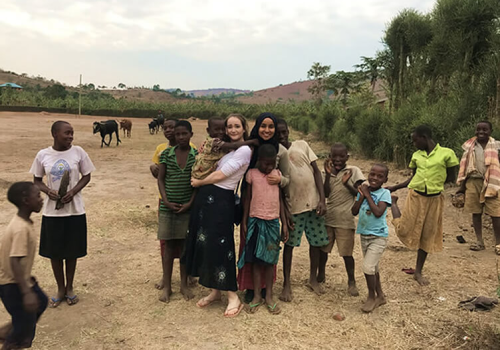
[{"left": 0, "top": 83, "right": 23, "bottom": 88}]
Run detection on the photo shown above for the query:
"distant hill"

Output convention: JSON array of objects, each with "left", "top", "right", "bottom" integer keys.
[{"left": 185, "top": 88, "right": 250, "bottom": 97}]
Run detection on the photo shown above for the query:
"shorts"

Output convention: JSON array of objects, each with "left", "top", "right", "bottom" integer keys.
[
  {"left": 464, "top": 178, "right": 500, "bottom": 217},
  {"left": 321, "top": 227, "right": 355, "bottom": 256},
  {"left": 393, "top": 189, "right": 444, "bottom": 253},
  {"left": 286, "top": 210, "right": 329, "bottom": 247},
  {"left": 360, "top": 235, "right": 387, "bottom": 275},
  {"left": 158, "top": 210, "right": 190, "bottom": 241}
]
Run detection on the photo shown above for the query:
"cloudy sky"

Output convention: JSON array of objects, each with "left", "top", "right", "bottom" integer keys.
[{"left": 1, "top": 0, "right": 435, "bottom": 90}]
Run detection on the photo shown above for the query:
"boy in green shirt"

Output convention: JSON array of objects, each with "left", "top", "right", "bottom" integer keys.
[{"left": 389, "top": 125, "right": 459, "bottom": 286}]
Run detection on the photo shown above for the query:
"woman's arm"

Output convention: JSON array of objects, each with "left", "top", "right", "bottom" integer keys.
[
  {"left": 61, "top": 174, "right": 91, "bottom": 204},
  {"left": 191, "top": 170, "right": 228, "bottom": 187},
  {"left": 33, "top": 176, "right": 59, "bottom": 200}
]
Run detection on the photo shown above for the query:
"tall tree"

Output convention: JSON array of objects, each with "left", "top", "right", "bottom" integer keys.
[{"left": 307, "top": 62, "right": 331, "bottom": 105}]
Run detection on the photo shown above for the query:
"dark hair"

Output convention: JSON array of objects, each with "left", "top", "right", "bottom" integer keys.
[
  {"left": 175, "top": 120, "right": 192, "bottom": 132},
  {"left": 413, "top": 125, "right": 432, "bottom": 139},
  {"left": 276, "top": 118, "right": 288, "bottom": 128},
  {"left": 372, "top": 163, "right": 389, "bottom": 177},
  {"left": 331, "top": 142, "right": 348, "bottom": 153},
  {"left": 477, "top": 120, "right": 493, "bottom": 131},
  {"left": 165, "top": 118, "right": 178, "bottom": 124},
  {"left": 7, "top": 182, "right": 35, "bottom": 208},
  {"left": 51, "top": 121, "right": 70, "bottom": 136},
  {"left": 258, "top": 144, "right": 278, "bottom": 159},
  {"left": 208, "top": 117, "right": 224, "bottom": 128}
]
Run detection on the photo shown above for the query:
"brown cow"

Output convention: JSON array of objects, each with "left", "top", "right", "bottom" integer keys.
[{"left": 119, "top": 119, "right": 132, "bottom": 138}]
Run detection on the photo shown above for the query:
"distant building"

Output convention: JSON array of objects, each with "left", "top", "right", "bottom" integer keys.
[{"left": 0, "top": 83, "right": 23, "bottom": 90}]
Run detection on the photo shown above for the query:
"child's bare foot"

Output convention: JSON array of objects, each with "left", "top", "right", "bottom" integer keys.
[
  {"left": 159, "top": 288, "right": 172, "bottom": 303},
  {"left": 180, "top": 286, "right": 194, "bottom": 301},
  {"left": 155, "top": 278, "right": 164, "bottom": 290},
  {"left": 361, "top": 297, "right": 377, "bottom": 313},
  {"left": 414, "top": 273, "right": 429, "bottom": 286},
  {"left": 306, "top": 279, "right": 325, "bottom": 296},
  {"left": 347, "top": 282, "right": 359, "bottom": 296},
  {"left": 279, "top": 284, "right": 293, "bottom": 302},
  {"left": 375, "top": 295, "right": 387, "bottom": 308}
]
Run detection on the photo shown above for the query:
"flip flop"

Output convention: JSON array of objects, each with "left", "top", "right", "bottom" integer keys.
[
  {"left": 402, "top": 268, "right": 415, "bottom": 275},
  {"left": 246, "top": 299, "right": 264, "bottom": 314},
  {"left": 224, "top": 302, "right": 244, "bottom": 318},
  {"left": 65, "top": 295, "right": 79, "bottom": 306},
  {"left": 49, "top": 297, "right": 63, "bottom": 308},
  {"left": 470, "top": 242, "right": 485, "bottom": 251},
  {"left": 267, "top": 303, "right": 282, "bottom": 315},
  {"left": 196, "top": 297, "right": 221, "bottom": 309}
]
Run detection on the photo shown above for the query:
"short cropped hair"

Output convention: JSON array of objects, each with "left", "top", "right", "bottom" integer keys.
[
  {"left": 258, "top": 144, "right": 278, "bottom": 159},
  {"left": 51, "top": 121, "right": 70, "bottom": 135},
  {"left": 7, "top": 182, "right": 34, "bottom": 208},
  {"left": 276, "top": 118, "right": 288, "bottom": 128},
  {"left": 208, "top": 117, "right": 224, "bottom": 128},
  {"left": 372, "top": 163, "right": 389, "bottom": 177},
  {"left": 414, "top": 125, "right": 432, "bottom": 139},
  {"left": 477, "top": 120, "right": 493, "bottom": 131},
  {"left": 175, "top": 120, "right": 192, "bottom": 132},
  {"left": 331, "top": 142, "right": 348, "bottom": 153},
  {"left": 165, "top": 118, "right": 178, "bottom": 123}
]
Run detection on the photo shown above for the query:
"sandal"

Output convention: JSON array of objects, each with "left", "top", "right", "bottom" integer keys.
[
  {"left": 49, "top": 297, "right": 63, "bottom": 308},
  {"left": 65, "top": 295, "right": 79, "bottom": 306},
  {"left": 470, "top": 242, "right": 485, "bottom": 251},
  {"left": 224, "top": 302, "right": 244, "bottom": 318},
  {"left": 267, "top": 302, "right": 282, "bottom": 315},
  {"left": 246, "top": 299, "right": 264, "bottom": 314}
]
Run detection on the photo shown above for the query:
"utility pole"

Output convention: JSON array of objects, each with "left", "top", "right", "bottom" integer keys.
[{"left": 78, "top": 74, "right": 82, "bottom": 118}]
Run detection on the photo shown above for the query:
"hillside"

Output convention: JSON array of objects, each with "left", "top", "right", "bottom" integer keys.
[{"left": 185, "top": 88, "right": 250, "bottom": 97}]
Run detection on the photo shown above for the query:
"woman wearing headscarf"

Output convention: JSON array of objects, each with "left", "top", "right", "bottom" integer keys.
[{"left": 238, "top": 112, "right": 291, "bottom": 303}]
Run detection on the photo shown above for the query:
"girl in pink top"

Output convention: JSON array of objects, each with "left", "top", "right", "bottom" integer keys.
[{"left": 238, "top": 144, "right": 288, "bottom": 315}]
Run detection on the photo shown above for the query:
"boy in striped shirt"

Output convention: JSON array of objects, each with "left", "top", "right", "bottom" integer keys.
[{"left": 157, "top": 120, "right": 197, "bottom": 303}]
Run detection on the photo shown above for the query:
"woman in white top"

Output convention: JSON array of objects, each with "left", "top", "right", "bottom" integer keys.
[
  {"left": 30, "top": 121, "right": 95, "bottom": 307},
  {"left": 183, "top": 114, "right": 252, "bottom": 318}
]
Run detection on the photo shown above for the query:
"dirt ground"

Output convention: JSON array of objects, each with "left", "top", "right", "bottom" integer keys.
[{"left": 0, "top": 112, "right": 499, "bottom": 350}]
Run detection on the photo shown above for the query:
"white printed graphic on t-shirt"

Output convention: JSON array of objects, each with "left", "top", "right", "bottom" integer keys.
[{"left": 50, "top": 159, "right": 70, "bottom": 182}]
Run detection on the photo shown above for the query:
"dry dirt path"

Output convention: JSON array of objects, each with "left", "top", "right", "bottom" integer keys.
[{"left": 0, "top": 112, "right": 498, "bottom": 349}]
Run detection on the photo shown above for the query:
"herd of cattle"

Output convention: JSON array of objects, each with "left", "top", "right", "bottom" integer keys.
[{"left": 91, "top": 115, "right": 165, "bottom": 147}]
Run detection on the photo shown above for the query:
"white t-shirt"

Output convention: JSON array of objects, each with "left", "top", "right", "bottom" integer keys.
[
  {"left": 215, "top": 146, "right": 252, "bottom": 190},
  {"left": 29, "top": 146, "right": 95, "bottom": 217}
]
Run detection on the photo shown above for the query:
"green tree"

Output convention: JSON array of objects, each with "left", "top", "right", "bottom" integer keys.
[
  {"left": 355, "top": 56, "right": 380, "bottom": 91},
  {"left": 118, "top": 83, "right": 126, "bottom": 89},
  {"left": 153, "top": 84, "right": 161, "bottom": 91},
  {"left": 307, "top": 62, "right": 331, "bottom": 105},
  {"left": 44, "top": 84, "right": 68, "bottom": 99}
]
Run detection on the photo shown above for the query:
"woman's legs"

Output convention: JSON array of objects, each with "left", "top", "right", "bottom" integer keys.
[{"left": 50, "top": 259, "right": 65, "bottom": 307}]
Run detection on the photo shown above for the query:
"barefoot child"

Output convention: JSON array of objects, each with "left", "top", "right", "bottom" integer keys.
[
  {"left": 0, "top": 182, "right": 47, "bottom": 349},
  {"left": 157, "top": 120, "right": 197, "bottom": 302},
  {"left": 276, "top": 119, "right": 327, "bottom": 301},
  {"left": 457, "top": 121, "right": 500, "bottom": 254},
  {"left": 192, "top": 117, "right": 226, "bottom": 179},
  {"left": 351, "top": 164, "right": 391, "bottom": 313},
  {"left": 238, "top": 144, "right": 289, "bottom": 315},
  {"left": 389, "top": 125, "right": 459, "bottom": 285},
  {"left": 321, "top": 143, "right": 365, "bottom": 296}
]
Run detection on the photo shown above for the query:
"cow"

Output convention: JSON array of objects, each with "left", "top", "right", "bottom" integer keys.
[
  {"left": 119, "top": 119, "right": 132, "bottom": 138},
  {"left": 149, "top": 120, "right": 159, "bottom": 134},
  {"left": 93, "top": 120, "right": 121, "bottom": 147}
]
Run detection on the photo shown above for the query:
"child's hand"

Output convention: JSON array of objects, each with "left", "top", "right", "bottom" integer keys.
[
  {"left": 191, "top": 178, "right": 202, "bottom": 188},
  {"left": 175, "top": 203, "right": 191, "bottom": 214},
  {"left": 281, "top": 225, "right": 289, "bottom": 243},
  {"left": 241, "top": 222, "right": 248, "bottom": 240},
  {"left": 316, "top": 200, "right": 326, "bottom": 216},
  {"left": 341, "top": 169, "right": 352, "bottom": 185},
  {"left": 47, "top": 189, "right": 60, "bottom": 201},
  {"left": 23, "top": 291, "right": 38, "bottom": 313},
  {"left": 324, "top": 159, "right": 333, "bottom": 175},
  {"left": 267, "top": 173, "right": 281, "bottom": 185},
  {"left": 287, "top": 216, "right": 295, "bottom": 232},
  {"left": 61, "top": 189, "right": 75, "bottom": 204},
  {"left": 165, "top": 202, "right": 182, "bottom": 211},
  {"left": 359, "top": 183, "right": 370, "bottom": 197}
]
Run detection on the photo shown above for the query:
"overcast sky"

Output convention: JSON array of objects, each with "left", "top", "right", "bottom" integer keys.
[{"left": 0, "top": 0, "right": 435, "bottom": 90}]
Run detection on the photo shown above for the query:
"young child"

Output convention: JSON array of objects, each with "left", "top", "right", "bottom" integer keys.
[
  {"left": 275, "top": 119, "right": 328, "bottom": 302},
  {"left": 457, "top": 121, "right": 500, "bottom": 254},
  {"left": 390, "top": 125, "right": 459, "bottom": 285},
  {"left": 238, "top": 144, "right": 288, "bottom": 315},
  {"left": 351, "top": 164, "right": 391, "bottom": 313},
  {"left": 157, "top": 120, "right": 197, "bottom": 303},
  {"left": 321, "top": 143, "right": 365, "bottom": 296},
  {"left": 0, "top": 182, "right": 47, "bottom": 349},
  {"left": 192, "top": 117, "right": 226, "bottom": 179}
]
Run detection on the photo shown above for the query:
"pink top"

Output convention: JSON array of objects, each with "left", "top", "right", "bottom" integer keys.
[{"left": 246, "top": 168, "right": 281, "bottom": 220}]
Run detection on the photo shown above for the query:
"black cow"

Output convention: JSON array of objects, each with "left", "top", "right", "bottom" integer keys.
[
  {"left": 149, "top": 120, "right": 159, "bottom": 134},
  {"left": 93, "top": 120, "right": 121, "bottom": 147}
]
